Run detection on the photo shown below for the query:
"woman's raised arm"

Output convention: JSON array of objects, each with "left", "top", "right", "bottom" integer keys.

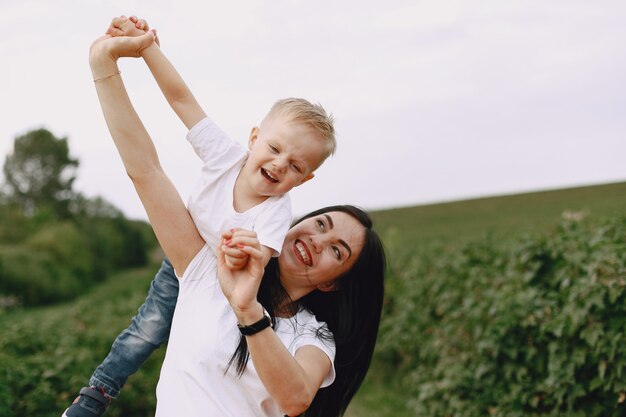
[{"left": 89, "top": 32, "right": 204, "bottom": 275}]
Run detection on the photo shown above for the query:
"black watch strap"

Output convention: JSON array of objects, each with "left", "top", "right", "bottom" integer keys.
[{"left": 237, "top": 308, "right": 273, "bottom": 336}]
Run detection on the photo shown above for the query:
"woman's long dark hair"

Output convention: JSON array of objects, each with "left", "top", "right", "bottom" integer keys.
[{"left": 227, "top": 205, "right": 386, "bottom": 417}]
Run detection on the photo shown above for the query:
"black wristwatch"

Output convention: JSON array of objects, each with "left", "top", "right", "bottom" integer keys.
[{"left": 237, "top": 307, "right": 273, "bottom": 336}]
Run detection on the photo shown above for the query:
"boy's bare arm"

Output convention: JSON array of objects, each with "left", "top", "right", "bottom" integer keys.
[{"left": 111, "top": 16, "right": 206, "bottom": 130}]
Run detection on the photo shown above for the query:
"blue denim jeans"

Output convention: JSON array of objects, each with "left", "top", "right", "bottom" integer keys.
[{"left": 89, "top": 258, "right": 179, "bottom": 398}]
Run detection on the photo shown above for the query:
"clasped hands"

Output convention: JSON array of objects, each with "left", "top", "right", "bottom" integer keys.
[{"left": 90, "top": 15, "right": 158, "bottom": 64}]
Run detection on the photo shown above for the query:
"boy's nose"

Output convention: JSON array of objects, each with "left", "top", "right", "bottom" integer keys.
[{"left": 273, "top": 158, "right": 288, "bottom": 172}]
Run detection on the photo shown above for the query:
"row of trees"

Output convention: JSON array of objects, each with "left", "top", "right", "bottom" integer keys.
[{"left": 0, "top": 128, "right": 153, "bottom": 306}]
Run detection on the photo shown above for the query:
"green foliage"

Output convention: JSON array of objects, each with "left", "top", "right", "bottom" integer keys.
[
  {"left": 76, "top": 216, "right": 148, "bottom": 279},
  {"left": 3, "top": 128, "right": 79, "bottom": 218},
  {"left": 0, "top": 221, "right": 97, "bottom": 304},
  {"left": 376, "top": 215, "right": 626, "bottom": 416},
  {"left": 0, "top": 245, "right": 76, "bottom": 305},
  {"left": 0, "top": 207, "right": 151, "bottom": 306},
  {"left": 0, "top": 127, "right": 152, "bottom": 307},
  {"left": 27, "top": 222, "right": 95, "bottom": 281},
  {"left": 0, "top": 203, "right": 38, "bottom": 244},
  {"left": 0, "top": 265, "right": 165, "bottom": 417}
]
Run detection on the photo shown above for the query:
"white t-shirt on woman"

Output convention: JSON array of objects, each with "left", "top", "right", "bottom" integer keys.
[{"left": 156, "top": 245, "right": 336, "bottom": 417}]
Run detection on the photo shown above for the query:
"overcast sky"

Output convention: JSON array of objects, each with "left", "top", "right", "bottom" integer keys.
[{"left": 1, "top": 0, "right": 625, "bottom": 220}]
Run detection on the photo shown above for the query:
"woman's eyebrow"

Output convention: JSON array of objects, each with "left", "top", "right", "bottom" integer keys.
[
  {"left": 339, "top": 240, "right": 352, "bottom": 258},
  {"left": 323, "top": 214, "right": 334, "bottom": 228},
  {"left": 324, "top": 214, "right": 352, "bottom": 258}
]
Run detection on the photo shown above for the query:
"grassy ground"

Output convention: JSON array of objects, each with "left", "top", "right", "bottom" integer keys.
[{"left": 372, "top": 181, "right": 626, "bottom": 249}]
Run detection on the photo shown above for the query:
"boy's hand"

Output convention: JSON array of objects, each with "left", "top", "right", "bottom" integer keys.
[
  {"left": 221, "top": 229, "right": 250, "bottom": 271},
  {"left": 106, "top": 15, "right": 160, "bottom": 46},
  {"left": 225, "top": 251, "right": 250, "bottom": 271}
]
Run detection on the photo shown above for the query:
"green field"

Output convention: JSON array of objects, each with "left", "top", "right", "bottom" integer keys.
[
  {"left": 371, "top": 181, "right": 626, "bottom": 249},
  {"left": 1, "top": 181, "right": 625, "bottom": 417}
]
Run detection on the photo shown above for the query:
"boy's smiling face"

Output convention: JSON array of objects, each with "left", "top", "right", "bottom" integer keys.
[{"left": 241, "top": 113, "right": 327, "bottom": 198}]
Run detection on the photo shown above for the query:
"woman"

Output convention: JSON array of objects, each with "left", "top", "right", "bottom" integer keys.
[{"left": 79, "top": 28, "right": 385, "bottom": 417}]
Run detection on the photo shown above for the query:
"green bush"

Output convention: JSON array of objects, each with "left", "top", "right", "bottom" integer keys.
[
  {"left": 0, "top": 265, "right": 164, "bottom": 417},
  {"left": 0, "top": 245, "right": 81, "bottom": 305},
  {"left": 83, "top": 217, "right": 149, "bottom": 278},
  {"left": 0, "top": 204, "right": 51, "bottom": 244},
  {"left": 377, "top": 215, "right": 626, "bottom": 416},
  {"left": 0, "top": 204, "right": 151, "bottom": 306},
  {"left": 26, "top": 221, "right": 94, "bottom": 281}
]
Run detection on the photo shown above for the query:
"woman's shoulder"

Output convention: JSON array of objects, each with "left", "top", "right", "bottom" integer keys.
[
  {"left": 278, "top": 307, "right": 336, "bottom": 369},
  {"left": 277, "top": 307, "right": 333, "bottom": 340}
]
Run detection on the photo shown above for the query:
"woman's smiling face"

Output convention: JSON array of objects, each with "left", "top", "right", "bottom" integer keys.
[{"left": 278, "top": 211, "right": 365, "bottom": 295}]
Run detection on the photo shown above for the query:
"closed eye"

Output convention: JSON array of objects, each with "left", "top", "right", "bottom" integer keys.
[
  {"left": 269, "top": 144, "right": 279, "bottom": 153},
  {"left": 292, "top": 163, "right": 302, "bottom": 173}
]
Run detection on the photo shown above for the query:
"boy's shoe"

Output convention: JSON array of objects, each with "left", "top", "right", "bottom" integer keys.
[{"left": 62, "top": 386, "right": 110, "bottom": 417}]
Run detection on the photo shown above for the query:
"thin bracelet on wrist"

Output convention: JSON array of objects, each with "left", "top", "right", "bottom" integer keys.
[{"left": 93, "top": 70, "right": 121, "bottom": 82}]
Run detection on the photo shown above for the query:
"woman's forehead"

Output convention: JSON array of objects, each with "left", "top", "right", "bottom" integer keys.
[
  {"left": 325, "top": 211, "right": 362, "bottom": 230},
  {"left": 307, "top": 211, "right": 364, "bottom": 245}
]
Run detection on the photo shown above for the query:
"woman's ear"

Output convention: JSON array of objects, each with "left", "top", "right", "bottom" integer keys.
[{"left": 317, "top": 281, "right": 339, "bottom": 292}]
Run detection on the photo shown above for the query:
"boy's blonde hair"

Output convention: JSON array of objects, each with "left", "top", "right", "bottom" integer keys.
[{"left": 266, "top": 98, "right": 336, "bottom": 161}]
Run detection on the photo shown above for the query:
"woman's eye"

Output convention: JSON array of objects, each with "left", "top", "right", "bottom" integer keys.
[
  {"left": 316, "top": 219, "right": 325, "bottom": 230},
  {"left": 332, "top": 246, "right": 341, "bottom": 259}
]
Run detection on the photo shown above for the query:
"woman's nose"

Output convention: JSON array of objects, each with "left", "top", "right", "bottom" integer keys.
[{"left": 309, "top": 235, "right": 327, "bottom": 253}]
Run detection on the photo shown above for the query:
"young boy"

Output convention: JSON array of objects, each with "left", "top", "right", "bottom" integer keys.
[{"left": 63, "top": 16, "right": 335, "bottom": 417}]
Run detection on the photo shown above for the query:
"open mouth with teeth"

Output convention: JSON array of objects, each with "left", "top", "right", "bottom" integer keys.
[
  {"left": 294, "top": 239, "right": 312, "bottom": 267},
  {"left": 261, "top": 168, "right": 279, "bottom": 183}
]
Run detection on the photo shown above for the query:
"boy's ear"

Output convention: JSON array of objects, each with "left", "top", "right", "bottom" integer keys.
[
  {"left": 296, "top": 172, "right": 315, "bottom": 186},
  {"left": 248, "top": 127, "right": 259, "bottom": 150}
]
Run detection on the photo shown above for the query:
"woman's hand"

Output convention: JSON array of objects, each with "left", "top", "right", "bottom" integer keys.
[
  {"left": 217, "top": 229, "right": 266, "bottom": 322},
  {"left": 89, "top": 29, "right": 156, "bottom": 80},
  {"left": 90, "top": 30, "right": 156, "bottom": 62}
]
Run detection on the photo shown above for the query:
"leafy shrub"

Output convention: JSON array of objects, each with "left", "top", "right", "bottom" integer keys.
[
  {"left": 0, "top": 204, "right": 151, "bottom": 306},
  {"left": 77, "top": 216, "right": 146, "bottom": 281},
  {"left": 377, "top": 215, "right": 626, "bottom": 416},
  {"left": 0, "top": 265, "right": 165, "bottom": 417},
  {"left": 0, "top": 245, "right": 81, "bottom": 305},
  {"left": 26, "top": 221, "right": 94, "bottom": 282}
]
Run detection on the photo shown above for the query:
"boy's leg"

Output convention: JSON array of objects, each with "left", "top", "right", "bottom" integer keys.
[
  {"left": 90, "top": 257, "right": 179, "bottom": 396},
  {"left": 63, "top": 258, "right": 178, "bottom": 416}
]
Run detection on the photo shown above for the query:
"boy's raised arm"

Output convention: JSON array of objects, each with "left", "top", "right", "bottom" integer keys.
[{"left": 112, "top": 16, "right": 207, "bottom": 130}]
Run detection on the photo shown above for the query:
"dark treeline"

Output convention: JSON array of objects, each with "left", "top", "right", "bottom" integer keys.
[{"left": 0, "top": 128, "right": 153, "bottom": 307}]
